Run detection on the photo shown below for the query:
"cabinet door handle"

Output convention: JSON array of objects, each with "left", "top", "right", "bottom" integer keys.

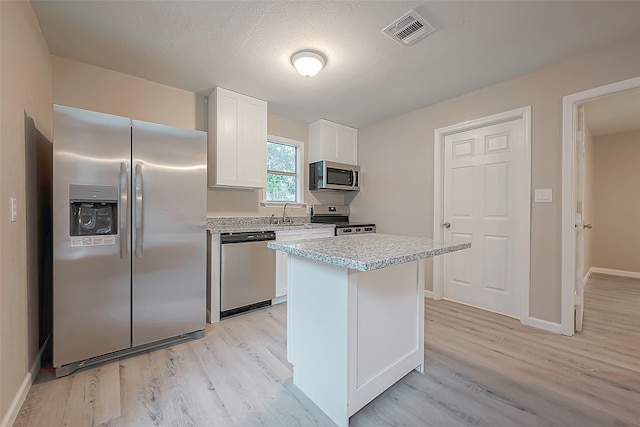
[{"left": 443, "top": 222, "right": 451, "bottom": 229}]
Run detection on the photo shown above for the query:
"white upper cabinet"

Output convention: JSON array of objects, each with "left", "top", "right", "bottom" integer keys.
[
  {"left": 309, "top": 119, "right": 358, "bottom": 165},
  {"left": 208, "top": 87, "right": 267, "bottom": 188}
]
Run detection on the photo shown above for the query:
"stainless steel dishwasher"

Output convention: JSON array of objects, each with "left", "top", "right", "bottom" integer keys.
[{"left": 220, "top": 231, "right": 276, "bottom": 318}]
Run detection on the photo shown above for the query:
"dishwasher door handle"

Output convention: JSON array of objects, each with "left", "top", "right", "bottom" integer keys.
[{"left": 220, "top": 232, "right": 276, "bottom": 244}]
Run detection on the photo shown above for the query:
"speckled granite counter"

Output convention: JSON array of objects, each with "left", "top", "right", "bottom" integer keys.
[
  {"left": 206, "top": 217, "right": 335, "bottom": 233},
  {"left": 267, "top": 233, "right": 470, "bottom": 272}
]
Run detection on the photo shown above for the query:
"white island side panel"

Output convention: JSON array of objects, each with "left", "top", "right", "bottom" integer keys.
[
  {"left": 287, "top": 255, "right": 425, "bottom": 427},
  {"left": 289, "top": 256, "right": 350, "bottom": 427}
]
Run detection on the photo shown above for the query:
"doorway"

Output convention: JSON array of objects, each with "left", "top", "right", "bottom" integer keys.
[
  {"left": 561, "top": 76, "right": 640, "bottom": 336},
  {"left": 433, "top": 107, "right": 531, "bottom": 320}
]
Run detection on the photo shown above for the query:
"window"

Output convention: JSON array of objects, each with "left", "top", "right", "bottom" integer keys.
[{"left": 265, "top": 136, "right": 304, "bottom": 204}]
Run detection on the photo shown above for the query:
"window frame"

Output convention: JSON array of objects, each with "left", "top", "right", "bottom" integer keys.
[{"left": 261, "top": 135, "right": 306, "bottom": 207}]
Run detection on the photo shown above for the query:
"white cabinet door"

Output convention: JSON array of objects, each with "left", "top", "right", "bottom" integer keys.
[
  {"left": 275, "top": 228, "right": 334, "bottom": 298},
  {"left": 309, "top": 119, "right": 358, "bottom": 165},
  {"left": 275, "top": 251, "right": 288, "bottom": 298},
  {"left": 242, "top": 96, "right": 267, "bottom": 188},
  {"left": 213, "top": 91, "right": 242, "bottom": 186},
  {"left": 208, "top": 87, "right": 267, "bottom": 188},
  {"left": 336, "top": 125, "right": 358, "bottom": 165},
  {"left": 207, "top": 232, "right": 221, "bottom": 323},
  {"left": 275, "top": 230, "right": 306, "bottom": 298}
]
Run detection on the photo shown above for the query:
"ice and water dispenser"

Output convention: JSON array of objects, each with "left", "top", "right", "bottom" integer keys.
[{"left": 68, "top": 184, "right": 118, "bottom": 246}]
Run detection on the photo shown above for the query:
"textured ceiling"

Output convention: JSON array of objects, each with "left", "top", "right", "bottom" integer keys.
[{"left": 30, "top": 1, "right": 640, "bottom": 128}]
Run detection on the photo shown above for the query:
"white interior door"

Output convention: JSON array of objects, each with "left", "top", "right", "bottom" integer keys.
[
  {"left": 442, "top": 118, "right": 527, "bottom": 318},
  {"left": 574, "top": 106, "right": 586, "bottom": 332}
]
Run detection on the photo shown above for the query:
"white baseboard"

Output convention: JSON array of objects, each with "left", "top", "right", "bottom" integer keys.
[
  {"left": 0, "top": 370, "right": 32, "bottom": 427},
  {"left": 521, "top": 316, "right": 564, "bottom": 335},
  {"left": 590, "top": 267, "right": 640, "bottom": 280},
  {"left": 207, "top": 307, "right": 220, "bottom": 324},
  {"left": 582, "top": 267, "right": 594, "bottom": 287},
  {"left": 0, "top": 340, "right": 45, "bottom": 427},
  {"left": 427, "top": 295, "right": 564, "bottom": 335},
  {"left": 272, "top": 295, "right": 287, "bottom": 305}
]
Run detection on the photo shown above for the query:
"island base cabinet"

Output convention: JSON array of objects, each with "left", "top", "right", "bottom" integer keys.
[{"left": 287, "top": 256, "right": 425, "bottom": 427}]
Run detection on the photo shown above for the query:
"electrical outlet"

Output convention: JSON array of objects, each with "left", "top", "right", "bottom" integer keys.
[{"left": 10, "top": 198, "right": 17, "bottom": 222}]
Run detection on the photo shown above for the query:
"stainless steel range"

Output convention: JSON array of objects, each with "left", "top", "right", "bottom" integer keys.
[{"left": 310, "top": 205, "right": 376, "bottom": 236}]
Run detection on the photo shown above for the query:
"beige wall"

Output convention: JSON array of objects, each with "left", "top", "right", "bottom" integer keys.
[
  {"left": 592, "top": 130, "right": 640, "bottom": 273},
  {"left": 53, "top": 57, "right": 205, "bottom": 131},
  {"left": 206, "top": 112, "right": 344, "bottom": 217},
  {"left": 52, "top": 57, "right": 340, "bottom": 218},
  {"left": 0, "top": 1, "right": 52, "bottom": 424},
  {"left": 352, "top": 34, "right": 640, "bottom": 323}
]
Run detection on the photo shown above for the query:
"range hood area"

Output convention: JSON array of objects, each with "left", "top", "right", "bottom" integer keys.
[
  {"left": 308, "top": 119, "right": 360, "bottom": 192},
  {"left": 309, "top": 160, "right": 360, "bottom": 192}
]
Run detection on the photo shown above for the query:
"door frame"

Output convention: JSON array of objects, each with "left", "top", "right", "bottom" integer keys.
[
  {"left": 560, "top": 76, "right": 640, "bottom": 336},
  {"left": 433, "top": 106, "right": 532, "bottom": 322}
]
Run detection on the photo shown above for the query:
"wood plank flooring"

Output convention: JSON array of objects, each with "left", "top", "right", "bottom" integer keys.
[{"left": 14, "top": 274, "right": 640, "bottom": 426}]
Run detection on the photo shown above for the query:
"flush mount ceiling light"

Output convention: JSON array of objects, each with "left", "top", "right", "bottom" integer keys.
[{"left": 291, "top": 51, "right": 326, "bottom": 77}]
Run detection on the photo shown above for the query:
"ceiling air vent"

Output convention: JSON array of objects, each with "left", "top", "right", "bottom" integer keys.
[{"left": 382, "top": 10, "right": 435, "bottom": 47}]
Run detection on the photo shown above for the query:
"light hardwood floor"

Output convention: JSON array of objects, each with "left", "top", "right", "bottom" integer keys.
[{"left": 15, "top": 274, "right": 640, "bottom": 426}]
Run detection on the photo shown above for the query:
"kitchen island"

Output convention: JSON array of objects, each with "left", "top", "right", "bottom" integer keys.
[{"left": 268, "top": 234, "right": 470, "bottom": 427}]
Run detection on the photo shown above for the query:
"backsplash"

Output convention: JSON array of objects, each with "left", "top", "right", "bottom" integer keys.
[{"left": 206, "top": 216, "right": 309, "bottom": 228}]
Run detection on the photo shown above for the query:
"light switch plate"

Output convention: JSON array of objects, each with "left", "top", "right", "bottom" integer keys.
[{"left": 534, "top": 189, "right": 552, "bottom": 203}]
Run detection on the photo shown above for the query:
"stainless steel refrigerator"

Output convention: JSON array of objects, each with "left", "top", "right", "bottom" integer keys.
[{"left": 53, "top": 105, "right": 207, "bottom": 377}]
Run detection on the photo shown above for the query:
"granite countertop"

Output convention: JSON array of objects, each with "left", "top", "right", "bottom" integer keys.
[
  {"left": 206, "top": 217, "right": 335, "bottom": 233},
  {"left": 267, "top": 234, "right": 471, "bottom": 272}
]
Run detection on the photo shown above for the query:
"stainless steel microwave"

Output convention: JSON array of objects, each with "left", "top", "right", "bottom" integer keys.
[{"left": 309, "top": 160, "right": 360, "bottom": 191}]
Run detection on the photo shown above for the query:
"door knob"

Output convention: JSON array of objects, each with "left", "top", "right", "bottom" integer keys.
[
  {"left": 443, "top": 222, "right": 451, "bottom": 229},
  {"left": 583, "top": 223, "right": 592, "bottom": 229}
]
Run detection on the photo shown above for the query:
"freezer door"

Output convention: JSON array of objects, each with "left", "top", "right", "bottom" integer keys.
[
  {"left": 131, "top": 120, "right": 207, "bottom": 346},
  {"left": 53, "top": 105, "right": 132, "bottom": 367}
]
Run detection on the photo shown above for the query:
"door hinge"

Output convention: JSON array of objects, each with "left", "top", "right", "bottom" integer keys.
[{"left": 574, "top": 294, "right": 581, "bottom": 305}]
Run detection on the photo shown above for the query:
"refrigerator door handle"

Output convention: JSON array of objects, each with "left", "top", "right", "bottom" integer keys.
[
  {"left": 134, "top": 163, "right": 144, "bottom": 258},
  {"left": 119, "top": 162, "right": 129, "bottom": 259}
]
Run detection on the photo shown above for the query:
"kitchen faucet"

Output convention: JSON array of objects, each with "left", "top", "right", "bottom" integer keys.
[{"left": 282, "top": 202, "right": 291, "bottom": 224}]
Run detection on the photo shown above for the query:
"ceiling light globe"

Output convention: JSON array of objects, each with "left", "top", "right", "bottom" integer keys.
[{"left": 292, "top": 51, "right": 325, "bottom": 77}]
